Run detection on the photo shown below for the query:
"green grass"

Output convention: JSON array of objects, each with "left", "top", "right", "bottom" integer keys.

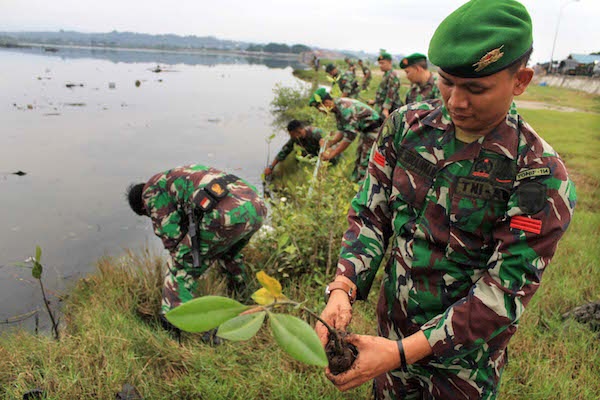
[
  {"left": 1, "top": 77, "right": 599, "bottom": 399},
  {"left": 520, "top": 84, "right": 600, "bottom": 113}
]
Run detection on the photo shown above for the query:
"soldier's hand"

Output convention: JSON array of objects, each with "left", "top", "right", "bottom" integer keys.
[
  {"left": 316, "top": 290, "right": 353, "bottom": 347},
  {"left": 367, "top": 99, "right": 375, "bottom": 106},
  {"left": 382, "top": 108, "right": 390, "bottom": 118},
  {"left": 326, "top": 334, "right": 400, "bottom": 392},
  {"left": 264, "top": 167, "right": 272, "bottom": 176},
  {"left": 321, "top": 150, "right": 333, "bottom": 161}
]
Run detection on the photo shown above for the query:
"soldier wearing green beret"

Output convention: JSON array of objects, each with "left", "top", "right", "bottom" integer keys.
[
  {"left": 309, "top": 88, "right": 381, "bottom": 182},
  {"left": 326, "top": 63, "right": 360, "bottom": 99},
  {"left": 400, "top": 53, "right": 442, "bottom": 105},
  {"left": 369, "top": 51, "right": 403, "bottom": 119},
  {"left": 317, "top": 1, "right": 576, "bottom": 399}
]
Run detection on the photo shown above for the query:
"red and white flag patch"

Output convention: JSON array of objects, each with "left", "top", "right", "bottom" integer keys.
[
  {"left": 373, "top": 150, "right": 385, "bottom": 167},
  {"left": 510, "top": 215, "right": 542, "bottom": 234}
]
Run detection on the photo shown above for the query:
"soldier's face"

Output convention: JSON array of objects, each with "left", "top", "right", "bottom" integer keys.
[
  {"left": 404, "top": 66, "right": 418, "bottom": 83},
  {"left": 378, "top": 60, "right": 392, "bottom": 72},
  {"left": 290, "top": 128, "right": 305, "bottom": 139},
  {"left": 438, "top": 67, "right": 533, "bottom": 135}
]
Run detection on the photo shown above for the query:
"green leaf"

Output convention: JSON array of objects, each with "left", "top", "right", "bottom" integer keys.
[
  {"left": 268, "top": 313, "right": 328, "bottom": 367},
  {"left": 165, "top": 296, "right": 249, "bottom": 333},
  {"left": 217, "top": 311, "right": 266, "bottom": 341},
  {"left": 35, "top": 245, "right": 42, "bottom": 263},
  {"left": 32, "top": 261, "right": 42, "bottom": 279},
  {"left": 277, "top": 233, "right": 290, "bottom": 249}
]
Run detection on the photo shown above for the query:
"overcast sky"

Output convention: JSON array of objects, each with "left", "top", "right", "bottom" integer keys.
[{"left": 1, "top": 0, "right": 598, "bottom": 64}]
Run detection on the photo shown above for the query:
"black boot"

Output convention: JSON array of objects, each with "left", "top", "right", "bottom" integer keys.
[
  {"left": 159, "top": 315, "right": 181, "bottom": 343},
  {"left": 200, "top": 328, "right": 224, "bottom": 346}
]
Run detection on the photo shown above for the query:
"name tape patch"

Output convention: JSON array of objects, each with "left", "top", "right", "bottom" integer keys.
[{"left": 516, "top": 168, "right": 550, "bottom": 181}]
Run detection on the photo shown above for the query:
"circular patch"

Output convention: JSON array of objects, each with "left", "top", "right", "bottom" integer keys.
[{"left": 516, "top": 181, "right": 547, "bottom": 215}]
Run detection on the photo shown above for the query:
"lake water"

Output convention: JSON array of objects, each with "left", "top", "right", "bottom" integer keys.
[{"left": 0, "top": 46, "right": 307, "bottom": 329}]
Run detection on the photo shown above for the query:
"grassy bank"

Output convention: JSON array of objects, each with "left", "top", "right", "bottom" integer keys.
[{"left": 1, "top": 74, "right": 599, "bottom": 399}]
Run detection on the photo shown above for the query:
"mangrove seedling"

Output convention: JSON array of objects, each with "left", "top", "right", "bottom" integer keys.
[{"left": 165, "top": 271, "right": 356, "bottom": 372}]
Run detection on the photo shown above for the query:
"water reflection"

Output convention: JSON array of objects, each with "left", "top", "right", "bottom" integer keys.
[{"left": 5, "top": 45, "right": 306, "bottom": 69}]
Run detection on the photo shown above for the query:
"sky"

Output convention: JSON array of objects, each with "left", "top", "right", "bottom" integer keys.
[{"left": 1, "top": 0, "right": 598, "bottom": 65}]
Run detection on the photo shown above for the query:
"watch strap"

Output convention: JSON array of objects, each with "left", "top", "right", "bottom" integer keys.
[{"left": 327, "top": 280, "right": 357, "bottom": 304}]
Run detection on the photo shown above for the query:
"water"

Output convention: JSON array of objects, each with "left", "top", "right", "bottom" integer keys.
[{"left": 0, "top": 46, "right": 307, "bottom": 329}]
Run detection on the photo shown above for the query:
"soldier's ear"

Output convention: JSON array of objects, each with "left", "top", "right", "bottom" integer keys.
[{"left": 513, "top": 67, "right": 534, "bottom": 96}]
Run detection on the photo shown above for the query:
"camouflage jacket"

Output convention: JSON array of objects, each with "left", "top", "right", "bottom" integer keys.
[
  {"left": 333, "top": 98, "right": 381, "bottom": 143},
  {"left": 360, "top": 64, "right": 372, "bottom": 89},
  {"left": 336, "top": 100, "right": 576, "bottom": 360},
  {"left": 405, "top": 73, "right": 442, "bottom": 105},
  {"left": 142, "top": 165, "right": 266, "bottom": 270},
  {"left": 374, "top": 69, "right": 403, "bottom": 113},
  {"left": 338, "top": 69, "right": 360, "bottom": 98},
  {"left": 275, "top": 126, "right": 324, "bottom": 161}
]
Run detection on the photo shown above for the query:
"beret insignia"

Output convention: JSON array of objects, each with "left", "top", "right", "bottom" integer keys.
[{"left": 473, "top": 45, "right": 504, "bottom": 72}]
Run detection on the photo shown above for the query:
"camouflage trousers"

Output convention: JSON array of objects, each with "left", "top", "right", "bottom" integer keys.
[
  {"left": 352, "top": 131, "right": 377, "bottom": 182},
  {"left": 161, "top": 210, "right": 265, "bottom": 314},
  {"left": 372, "top": 355, "right": 505, "bottom": 400}
]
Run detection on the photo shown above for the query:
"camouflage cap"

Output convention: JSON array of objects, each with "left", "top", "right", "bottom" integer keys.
[
  {"left": 308, "top": 87, "right": 329, "bottom": 106},
  {"left": 428, "top": 0, "right": 533, "bottom": 78},
  {"left": 400, "top": 53, "right": 427, "bottom": 69},
  {"left": 377, "top": 51, "right": 392, "bottom": 61},
  {"left": 325, "top": 63, "right": 337, "bottom": 73}
]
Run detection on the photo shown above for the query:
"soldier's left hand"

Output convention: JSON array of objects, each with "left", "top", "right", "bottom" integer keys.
[
  {"left": 326, "top": 334, "right": 400, "bottom": 392},
  {"left": 321, "top": 150, "right": 332, "bottom": 161}
]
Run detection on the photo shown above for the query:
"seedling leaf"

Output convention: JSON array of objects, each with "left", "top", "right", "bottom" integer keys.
[
  {"left": 165, "top": 296, "right": 249, "bottom": 332},
  {"left": 217, "top": 311, "right": 266, "bottom": 341},
  {"left": 269, "top": 313, "right": 328, "bottom": 367}
]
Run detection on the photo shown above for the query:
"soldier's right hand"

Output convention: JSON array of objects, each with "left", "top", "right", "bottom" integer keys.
[
  {"left": 316, "top": 290, "right": 353, "bottom": 347},
  {"left": 264, "top": 167, "right": 272, "bottom": 176}
]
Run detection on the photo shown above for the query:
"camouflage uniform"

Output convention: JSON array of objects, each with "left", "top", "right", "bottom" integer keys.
[
  {"left": 374, "top": 69, "right": 403, "bottom": 115},
  {"left": 338, "top": 69, "right": 360, "bottom": 99},
  {"left": 360, "top": 64, "right": 372, "bottom": 90},
  {"left": 142, "top": 164, "right": 267, "bottom": 314},
  {"left": 405, "top": 74, "right": 441, "bottom": 105},
  {"left": 336, "top": 100, "right": 576, "bottom": 399},
  {"left": 332, "top": 98, "right": 381, "bottom": 182},
  {"left": 275, "top": 126, "right": 324, "bottom": 162}
]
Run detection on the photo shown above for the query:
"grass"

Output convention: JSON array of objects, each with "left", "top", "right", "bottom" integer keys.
[
  {"left": 520, "top": 84, "right": 600, "bottom": 113},
  {"left": 1, "top": 73, "right": 599, "bottom": 399}
]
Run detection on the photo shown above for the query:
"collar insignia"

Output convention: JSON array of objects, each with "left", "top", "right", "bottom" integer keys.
[{"left": 473, "top": 45, "right": 504, "bottom": 72}]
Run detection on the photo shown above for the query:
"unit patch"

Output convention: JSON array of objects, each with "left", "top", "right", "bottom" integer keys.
[
  {"left": 516, "top": 167, "right": 551, "bottom": 181},
  {"left": 515, "top": 181, "right": 547, "bottom": 214},
  {"left": 397, "top": 147, "right": 437, "bottom": 179}
]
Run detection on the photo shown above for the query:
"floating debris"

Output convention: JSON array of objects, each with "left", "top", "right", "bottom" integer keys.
[
  {"left": 207, "top": 118, "right": 221, "bottom": 123},
  {"left": 64, "top": 103, "right": 86, "bottom": 107},
  {"left": 65, "top": 83, "right": 84, "bottom": 89},
  {"left": 13, "top": 171, "right": 27, "bottom": 176},
  {"left": 43, "top": 113, "right": 61, "bottom": 116},
  {"left": 109, "top": 82, "right": 116, "bottom": 89},
  {"left": 135, "top": 80, "right": 141, "bottom": 87}
]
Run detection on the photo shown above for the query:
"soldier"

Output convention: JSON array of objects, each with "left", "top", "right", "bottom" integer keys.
[
  {"left": 126, "top": 164, "right": 267, "bottom": 338},
  {"left": 358, "top": 59, "right": 372, "bottom": 90},
  {"left": 316, "top": 1, "right": 576, "bottom": 399},
  {"left": 326, "top": 63, "right": 360, "bottom": 99},
  {"left": 400, "top": 53, "right": 442, "bottom": 104},
  {"left": 308, "top": 88, "right": 380, "bottom": 182},
  {"left": 369, "top": 51, "right": 402, "bottom": 119},
  {"left": 264, "top": 120, "right": 327, "bottom": 177}
]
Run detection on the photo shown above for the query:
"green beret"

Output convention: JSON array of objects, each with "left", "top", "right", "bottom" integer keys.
[
  {"left": 377, "top": 52, "right": 392, "bottom": 61},
  {"left": 308, "top": 87, "right": 329, "bottom": 106},
  {"left": 428, "top": 0, "right": 533, "bottom": 78},
  {"left": 325, "top": 63, "right": 336, "bottom": 73},
  {"left": 400, "top": 53, "right": 427, "bottom": 69}
]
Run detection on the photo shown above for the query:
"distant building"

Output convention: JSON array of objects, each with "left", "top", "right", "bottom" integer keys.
[{"left": 558, "top": 53, "right": 600, "bottom": 76}]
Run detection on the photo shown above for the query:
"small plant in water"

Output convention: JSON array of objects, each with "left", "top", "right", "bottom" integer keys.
[{"left": 165, "top": 271, "right": 356, "bottom": 372}]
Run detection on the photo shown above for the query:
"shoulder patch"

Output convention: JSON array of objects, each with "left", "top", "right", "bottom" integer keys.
[
  {"left": 515, "top": 181, "right": 547, "bottom": 214},
  {"left": 516, "top": 167, "right": 551, "bottom": 181}
]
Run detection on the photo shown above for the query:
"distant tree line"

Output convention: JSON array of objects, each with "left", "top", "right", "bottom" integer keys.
[
  {"left": 245, "top": 43, "right": 312, "bottom": 54},
  {"left": 0, "top": 30, "right": 311, "bottom": 54}
]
